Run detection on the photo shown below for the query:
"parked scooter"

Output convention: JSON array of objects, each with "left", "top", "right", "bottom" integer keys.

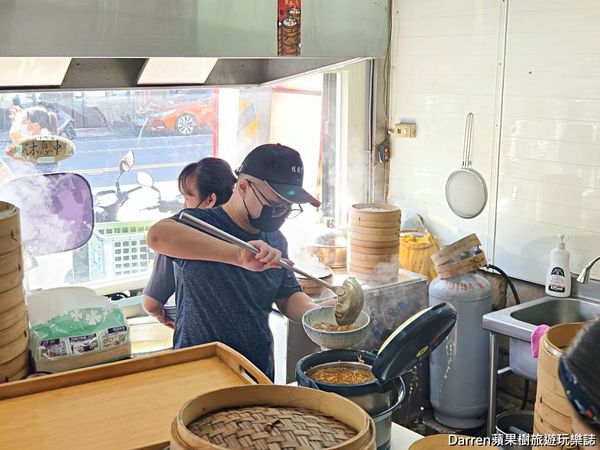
[{"left": 94, "top": 151, "right": 183, "bottom": 223}]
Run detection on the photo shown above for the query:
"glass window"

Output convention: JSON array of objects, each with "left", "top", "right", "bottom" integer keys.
[{"left": 0, "top": 62, "right": 365, "bottom": 290}]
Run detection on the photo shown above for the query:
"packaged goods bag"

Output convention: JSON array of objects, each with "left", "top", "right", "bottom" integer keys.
[{"left": 28, "top": 287, "right": 131, "bottom": 373}]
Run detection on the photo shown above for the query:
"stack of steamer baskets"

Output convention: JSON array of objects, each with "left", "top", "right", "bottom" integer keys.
[
  {"left": 348, "top": 203, "right": 401, "bottom": 283},
  {"left": 533, "top": 323, "right": 585, "bottom": 450},
  {"left": 0, "top": 202, "right": 29, "bottom": 383}
]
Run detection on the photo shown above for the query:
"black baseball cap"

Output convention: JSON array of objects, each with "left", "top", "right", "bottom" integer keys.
[{"left": 236, "top": 144, "right": 320, "bottom": 207}]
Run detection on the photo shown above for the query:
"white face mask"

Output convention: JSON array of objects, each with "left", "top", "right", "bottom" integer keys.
[{"left": 19, "top": 124, "right": 30, "bottom": 136}]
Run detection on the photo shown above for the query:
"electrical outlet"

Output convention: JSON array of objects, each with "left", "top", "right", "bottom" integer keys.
[{"left": 393, "top": 123, "right": 417, "bottom": 138}]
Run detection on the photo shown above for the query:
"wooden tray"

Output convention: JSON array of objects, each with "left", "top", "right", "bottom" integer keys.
[{"left": 0, "top": 342, "right": 271, "bottom": 450}]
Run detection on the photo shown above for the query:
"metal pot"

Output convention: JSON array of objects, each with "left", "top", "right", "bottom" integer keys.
[
  {"left": 306, "top": 243, "right": 347, "bottom": 268},
  {"left": 495, "top": 410, "right": 533, "bottom": 450},
  {"left": 296, "top": 350, "right": 405, "bottom": 450}
]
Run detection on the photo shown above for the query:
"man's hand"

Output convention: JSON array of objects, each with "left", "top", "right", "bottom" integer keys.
[{"left": 238, "top": 240, "right": 283, "bottom": 272}]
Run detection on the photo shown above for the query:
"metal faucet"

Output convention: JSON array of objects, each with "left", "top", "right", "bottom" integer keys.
[{"left": 577, "top": 256, "right": 600, "bottom": 283}]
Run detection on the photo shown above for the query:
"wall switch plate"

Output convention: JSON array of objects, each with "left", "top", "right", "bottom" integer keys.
[{"left": 393, "top": 123, "right": 417, "bottom": 138}]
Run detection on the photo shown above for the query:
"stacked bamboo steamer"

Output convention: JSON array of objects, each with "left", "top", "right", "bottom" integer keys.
[
  {"left": 0, "top": 202, "right": 29, "bottom": 383},
  {"left": 348, "top": 203, "right": 401, "bottom": 283},
  {"left": 533, "top": 322, "right": 584, "bottom": 450}
]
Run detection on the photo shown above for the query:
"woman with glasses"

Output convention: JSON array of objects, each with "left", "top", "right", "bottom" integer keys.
[
  {"left": 147, "top": 144, "right": 321, "bottom": 380},
  {"left": 558, "top": 318, "right": 600, "bottom": 449},
  {"left": 143, "top": 157, "right": 236, "bottom": 328}
]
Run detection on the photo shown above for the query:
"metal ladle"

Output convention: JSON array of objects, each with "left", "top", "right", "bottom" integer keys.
[{"left": 179, "top": 212, "right": 364, "bottom": 325}]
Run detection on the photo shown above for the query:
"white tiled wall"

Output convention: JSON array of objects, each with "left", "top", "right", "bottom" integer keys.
[
  {"left": 389, "top": 0, "right": 600, "bottom": 284},
  {"left": 389, "top": 0, "right": 502, "bottom": 257}
]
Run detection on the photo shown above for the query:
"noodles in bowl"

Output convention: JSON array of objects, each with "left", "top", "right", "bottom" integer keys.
[
  {"left": 302, "top": 307, "right": 370, "bottom": 349},
  {"left": 310, "top": 366, "right": 376, "bottom": 385},
  {"left": 313, "top": 322, "right": 357, "bottom": 332}
]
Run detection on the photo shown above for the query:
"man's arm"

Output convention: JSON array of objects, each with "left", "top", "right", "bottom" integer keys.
[
  {"left": 275, "top": 291, "right": 320, "bottom": 323},
  {"left": 142, "top": 295, "right": 174, "bottom": 329},
  {"left": 147, "top": 218, "right": 282, "bottom": 271}
]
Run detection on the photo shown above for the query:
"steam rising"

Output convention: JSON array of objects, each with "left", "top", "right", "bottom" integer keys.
[{"left": 0, "top": 173, "right": 93, "bottom": 256}]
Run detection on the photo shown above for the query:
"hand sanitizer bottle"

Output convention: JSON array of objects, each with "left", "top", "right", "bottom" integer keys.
[{"left": 545, "top": 235, "right": 571, "bottom": 297}]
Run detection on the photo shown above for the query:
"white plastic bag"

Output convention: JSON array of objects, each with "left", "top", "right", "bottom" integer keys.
[{"left": 28, "top": 287, "right": 131, "bottom": 373}]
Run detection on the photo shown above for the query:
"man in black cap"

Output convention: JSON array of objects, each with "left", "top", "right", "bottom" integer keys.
[{"left": 147, "top": 144, "right": 321, "bottom": 380}]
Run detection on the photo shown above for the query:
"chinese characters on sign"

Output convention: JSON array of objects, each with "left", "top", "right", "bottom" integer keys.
[{"left": 6, "top": 136, "right": 76, "bottom": 164}]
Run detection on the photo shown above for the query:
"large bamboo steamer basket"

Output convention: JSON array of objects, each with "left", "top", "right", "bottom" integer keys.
[
  {"left": 0, "top": 268, "right": 24, "bottom": 295},
  {"left": 534, "top": 398, "right": 572, "bottom": 434},
  {"left": 0, "top": 300, "right": 26, "bottom": 331},
  {"left": 534, "top": 323, "right": 585, "bottom": 442},
  {"left": 349, "top": 242, "right": 399, "bottom": 254},
  {"left": 0, "top": 202, "right": 21, "bottom": 257},
  {"left": 0, "top": 326, "right": 29, "bottom": 365},
  {"left": 171, "top": 385, "right": 375, "bottom": 450},
  {"left": 347, "top": 251, "right": 397, "bottom": 266},
  {"left": 0, "top": 286, "right": 25, "bottom": 315},
  {"left": 348, "top": 238, "right": 398, "bottom": 250},
  {"left": 0, "top": 309, "right": 28, "bottom": 347},
  {"left": 349, "top": 203, "right": 401, "bottom": 222},
  {"left": 0, "top": 350, "right": 29, "bottom": 383},
  {"left": 409, "top": 434, "right": 498, "bottom": 449},
  {"left": 349, "top": 218, "right": 400, "bottom": 229},
  {"left": 0, "top": 248, "right": 22, "bottom": 277},
  {"left": 347, "top": 225, "right": 399, "bottom": 238},
  {"left": 6, "top": 366, "right": 29, "bottom": 382}
]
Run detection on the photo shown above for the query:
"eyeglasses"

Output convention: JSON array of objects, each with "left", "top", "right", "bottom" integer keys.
[{"left": 249, "top": 181, "right": 303, "bottom": 219}]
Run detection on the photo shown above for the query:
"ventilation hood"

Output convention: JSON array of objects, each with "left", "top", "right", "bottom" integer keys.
[{"left": 0, "top": 0, "right": 389, "bottom": 90}]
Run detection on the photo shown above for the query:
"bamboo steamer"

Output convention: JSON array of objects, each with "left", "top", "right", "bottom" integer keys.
[
  {"left": 0, "top": 202, "right": 21, "bottom": 257},
  {"left": 409, "top": 434, "right": 498, "bottom": 449},
  {"left": 347, "top": 252, "right": 397, "bottom": 265},
  {"left": 6, "top": 366, "right": 29, "bottom": 382},
  {"left": 0, "top": 350, "right": 29, "bottom": 383},
  {"left": 349, "top": 203, "right": 401, "bottom": 222},
  {"left": 349, "top": 218, "right": 400, "bottom": 229},
  {"left": 399, "top": 230, "right": 440, "bottom": 281},
  {"left": 0, "top": 285, "right": 25, "bottom": 315},
  {"left": 0, "top": 327, "right": 29, "bottom": 366},
  {"left": 348, "top": 238, "right": 398, "bottom": 250},
  {"left": 0, "top": 248, "right": 22, "bottom": 277},
  {"left": 0, "top": 300, "right": 26, "bottom": 331},
  {"left": 534, "top": 322, "right": 585, "bottom": 442},
  {"left": 348, "top": 204, "right": 400, "bottom": 282},
  {"left": 534, "top": 398, "right": 572, "bottom": 433},
  {"left": 0, "top": 268, "right": 24, "bottom": 295},
  {"left": 349, "top": 244, "right": 399, "bottom": 256},
  {"left": 348, "top": 226, "right": 399, "bottom": 238},
  {"left": 348, "top": 233, "right": 399, "bottom": 246},
  {"left": 171, "top": 385, "right": 375, "bottom": 450},
  {"left": 0, "top": 309, "right": 28, "bottom": 347}
]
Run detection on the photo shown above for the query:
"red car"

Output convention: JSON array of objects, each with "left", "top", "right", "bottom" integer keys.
[{"left": 145, "top": 101, "right": 213, "bottom": 136}]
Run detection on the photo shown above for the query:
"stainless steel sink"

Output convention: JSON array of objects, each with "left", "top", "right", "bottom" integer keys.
[
  {"left": 483, "top": 296, "right": 600, "bottom": 381},
  {"left": 510, "top": 298, "right": 600, "bottom": 326}
]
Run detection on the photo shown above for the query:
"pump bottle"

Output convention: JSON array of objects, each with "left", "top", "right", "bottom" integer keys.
[{"left": 545, "top": 235, "right": 571, "bottom": 297}]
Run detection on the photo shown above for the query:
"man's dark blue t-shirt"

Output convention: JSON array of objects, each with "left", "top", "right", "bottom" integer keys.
[{"left": 171, "top": 207, "right": 301, "bottom": 380}]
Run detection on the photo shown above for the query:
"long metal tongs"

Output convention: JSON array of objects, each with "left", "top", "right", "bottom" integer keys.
[{"left": 179, "top": 212, "right": 364, "bottom": 325}]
